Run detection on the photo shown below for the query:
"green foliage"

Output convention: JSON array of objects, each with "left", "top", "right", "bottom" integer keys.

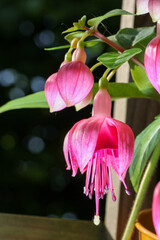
[
  {"left": 129, "top": 118, "right": 160, "bottom": 192},
  {"left": 115, "top": 26, "right": 155, "bottom": 48},
  {"left": 87, "top": 9, "right": 134, "bottom": 26},
  {"left": 97, "top": 48, "right": 142, "bottom": 69},
  {"left": 62, "top": 15, "right": 87, "bottom": 33},
  {"left": 129, "top": 62, "right": 160, "bottom": 101},
  {"left": 0, "top": 82, "right": 158, "bottom": 114},
  {"left": 0, "top": 91, "right": 48, "bottom": 114}
]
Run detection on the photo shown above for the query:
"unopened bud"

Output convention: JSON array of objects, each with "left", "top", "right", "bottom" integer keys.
[{"left": 72, "top": 48, "right": 87, "bottom": 63}]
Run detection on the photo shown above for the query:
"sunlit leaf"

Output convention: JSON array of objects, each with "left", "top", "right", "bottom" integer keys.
[
  {"left": 129, "top": 118, "right": 160, "bottom": 192},
  {"left": 129, "top": 61, "right": 160, "bottom": 101},
  {"left": 0, "top": 91, "right": 48, "bottom": 114},
  {"left": 97, "top": 48, "right": 142, "bottom": 69}
]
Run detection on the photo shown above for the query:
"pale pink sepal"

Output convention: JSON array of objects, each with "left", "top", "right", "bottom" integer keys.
[
  {"left": 57, "top": 61, "right": 94, "bottom": 106},
  {"left": 107, "top": 118, "right": 135, "bottom": 180},
  {"left": 148, "top": 0, "right": 160, "bottom": 22},
  {"left": 144, "top": 36, "right": 160, "bottom": 94},
  {"left": 152, "top": 181, "right": 160, "bottom": 239},
  {"left": 92, "top": 89, "right": 111, "bottom": 117},
  {"left": 136, "top": 0, "right": 149, "bottom": 15},
  {"left": 44, "top": 73, "right": 66, "bottom": 112},
  {"left": 75, "top": 90, "right": 93, "bottom": 111}
]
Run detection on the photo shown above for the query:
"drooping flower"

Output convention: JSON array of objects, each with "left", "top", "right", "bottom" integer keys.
[
  {"left": 44, "top": 48, "right": 94, "bottom": 112},
  {"left": 144, "top": 35, "right": 160, "bottom": 94},
  {"left": 152, "top": 182, "right": 160, "bottom": 239},
  {"left": 63, "top": 88, "right": 134, "bottom": 224}
]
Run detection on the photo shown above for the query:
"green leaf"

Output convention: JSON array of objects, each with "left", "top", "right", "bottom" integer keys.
[
  {"left": 87, "top": 9, "right": 134, "bottom": 27},
  {"left": 63, "top": 15, "right": 86, "bottom": 33},
  {"left": 0, "top": 82, "right": 152, "bottom": 114},
  {"left": 0, "top": 91, "right": 48, "bottom": 114},
  {"left": 44, "top": 45, "right": 70, "bottom": 51},
  {"left": 129, "top": 61, "right": 160, "bottom": 101},
  {"left": 92, "top": 82, "right": 150, "bottom": 100},
  {"left": 129, "top": 117, "right": 160, "bottom": 192},
  {"left": 115, "top": 26, "right": 155, "bottom": 48},
  {"left": 97, "top": 48, "right": 142, "bottom": 69},
  {"left": 64, "top": 31, "right": 85, "bottom": 42}
]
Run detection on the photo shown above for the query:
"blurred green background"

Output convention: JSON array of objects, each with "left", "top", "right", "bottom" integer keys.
[{"left": 0, "top": 0, "right": 121, "bottom": 221}]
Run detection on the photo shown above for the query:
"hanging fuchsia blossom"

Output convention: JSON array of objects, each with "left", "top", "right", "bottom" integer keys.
[
  {"left": 63, "top": 88, "right": 134, "bottom": 225},
  {"left": 144, "top": 35, "right": 160, "bottom": 94},
  {"left": 152, "top": 182, "right": 160, "bottom": 239},
  {"left": 136, "top": 0, "right": 160, "bottom": 22},
  {"left": 45, "top": 48, "right": 94, "bottom": 112}
]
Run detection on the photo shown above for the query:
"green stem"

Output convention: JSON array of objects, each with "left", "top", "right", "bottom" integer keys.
[
  {"left": 90, "top": 62, "right": 102, "bottom": 72},
  {"left": 106, "top": 67, "right": 119, "bottom": 81},
  {"left": 122, "top": 140, "right": 160, "bottom": 240}
]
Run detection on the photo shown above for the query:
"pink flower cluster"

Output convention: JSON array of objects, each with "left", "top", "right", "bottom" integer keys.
[{"left": 45, "top": 47, "right": 135, "bottom": 225}]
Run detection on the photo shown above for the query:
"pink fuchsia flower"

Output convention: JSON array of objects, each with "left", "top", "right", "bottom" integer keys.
[
  {"left": 63, "top": 88, "right": 134, "bottom": 225},
  {"left": 136, "top": 0, "right": 160, "bottom": 22},
  {"left": 152, "top": 181, "right": 160, "bottom": 239},
  {"left": 144, "top": 35, "right": 160, "bottom": 94},
  {"left": 136, "top": 0, "right": 149, "bottom": 15},
  {"left": 44, "top": 48, "right": 94, "bottom": 112}
]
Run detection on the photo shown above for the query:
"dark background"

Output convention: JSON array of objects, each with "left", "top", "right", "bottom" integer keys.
[{"left": 0, "top": 0, "right": 122, "bottom": 222}]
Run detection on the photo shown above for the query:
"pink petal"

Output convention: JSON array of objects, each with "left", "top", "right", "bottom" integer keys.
[
  {"left": 152, "top": 181, "right": 160, "bottom": 239},
  {"left": 106, "top": 118, "right": 134, "bottom": 180},
  {"left": 92, "top": 89, "right": 112, "bottom": 117},
  {"left": 75, "top": 90, "right": 93, "bottom": 111},
  {"left": 69, "top": 117, "right": 105, "bottom": 173},
  {"left": 44, "top": 73, "right": 66, "bottom": 112},
  {"left": 148, "top": 0, "right": 160, "bottom": 22},
  {"left": 95, "top": 120, "right": 118, "bottom": 151},
  {"left": 144, "top": 36, "right": 160, "bottom": 94},
  {"left": 136, "top": 0, "right": 149, "bottom": 15},
  {"left": 56, "top": 62, "right": 94, "bottom": 107}
]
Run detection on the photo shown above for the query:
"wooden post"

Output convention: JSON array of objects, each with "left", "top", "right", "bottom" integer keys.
[{"left": 104, "top": 1, "right": 136, "bottom": 239}]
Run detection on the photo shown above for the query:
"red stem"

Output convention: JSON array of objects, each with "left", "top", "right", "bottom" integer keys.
[{"left": 91, "top": 29, "right": 145, "bottom": 69}]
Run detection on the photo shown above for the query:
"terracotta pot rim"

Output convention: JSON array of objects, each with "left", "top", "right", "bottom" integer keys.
[{"left": 135, "top": 208, "right": 158, "bottom": 240}]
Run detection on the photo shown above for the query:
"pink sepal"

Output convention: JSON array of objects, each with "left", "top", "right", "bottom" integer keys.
[
  {"left": 144, "top": 36, "right": 160, "bottom": 94},
  {"left": 68, "top": 117, "right": 104, "bottom": 173},
  {"left": 152, "top": 182, "right": 160, "bottom": 239},
  {"left": 136, "top": 0, "right": 149, "bottom": 15},
  {"left": 57, "top": 61, "right": 94, "bottom": 107},
  {"left": 44, "top": 73, "right": 66, "bottom": 112},
  {"left": 75, "top": 90, "right": 93, "bottom": 111},
  {"left": 149, "top": 0, "right": 160, "bottom": 22}
]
